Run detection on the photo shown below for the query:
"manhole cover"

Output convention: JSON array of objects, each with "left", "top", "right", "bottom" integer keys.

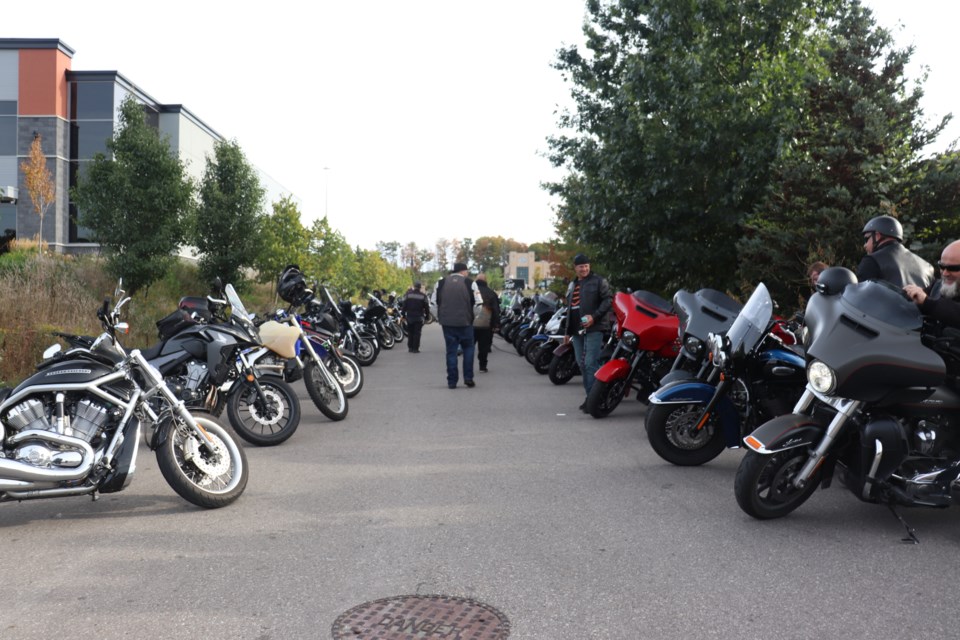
[{"left": 332, "top": 594, "right": 511, "bottom": 639}]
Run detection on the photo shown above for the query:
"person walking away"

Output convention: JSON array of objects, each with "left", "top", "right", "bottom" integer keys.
[
  {"left": 858, "top": 215, "right": 935, "bottom": 289},
  {"left": 563, "top": 253, "right": 612, "bottom": 411},
  {"left": 473, "top": 272, "right": 501, "bottom": 372},
  {"left": 402, "top": 281, "right": 429, "bottom": 353},
  {"left": 434, "top": 262, "right": 483, "bottom": 388},
  {"left": 904, "top": 239, "right": 960, "bottom": 330}
]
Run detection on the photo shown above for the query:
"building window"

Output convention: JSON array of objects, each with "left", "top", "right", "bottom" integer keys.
[
  {"left": 517, "top": 266, "right": 529, "bottom": 284},
  {"left": 0, "top": 101, "right": 15, "bottom": 156},
  {"left": 72, "top": 82, "right": 115, "bottom": 120}
]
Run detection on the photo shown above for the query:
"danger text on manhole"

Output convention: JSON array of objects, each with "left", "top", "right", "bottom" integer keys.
[{"left": 332, "top": 594, "right": 510, "bottom": 639}]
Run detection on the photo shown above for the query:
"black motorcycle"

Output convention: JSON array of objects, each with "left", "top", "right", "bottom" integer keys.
[
  {"left": 734, "top": 269, "right": 960, "bottom": 537},
  {"left": 5, "top": 286, "right": 248, "bottom": 508},
  {"left": 646, "top": 283, "right": 806, "bottom": 465},
  {"left": 148, "top": 285, "right": 301, "bottom": 446}
]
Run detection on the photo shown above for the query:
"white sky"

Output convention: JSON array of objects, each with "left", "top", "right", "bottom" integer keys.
[{"left": 4, "top": 1, "right": 957, "bottom": 252}]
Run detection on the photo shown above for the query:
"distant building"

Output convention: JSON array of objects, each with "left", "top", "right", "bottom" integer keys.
[
  {"left": 0, "top": 38, "right": 293, "bottom": 254},
  {"left": 505, "top": 250, "right": 555, "bottom": 290}
]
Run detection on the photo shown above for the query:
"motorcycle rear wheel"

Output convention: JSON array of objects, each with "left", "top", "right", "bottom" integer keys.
[
  {"left": 645, "top": 402, "right": 725, "bottom": 465},
  {"left": 156, "top": 413, "right": 248, "bottom": 508},
  {"left": 533, "top": 343, "right": 554, "bottom": 374},
  {"left": 585, "top": 377, "right": 627, "bottom": 418},
  {"left": 305, "top": 361, "right": 349, "bottom": 421},
  {"left": 735, "top": 449, "right": 820, "bottom": 519},
  {"left": 548, "top": 351, "right": 578, "bottom": 385},
  {"left": 226, "top": 377, "right": 301, "bottom": 446}
]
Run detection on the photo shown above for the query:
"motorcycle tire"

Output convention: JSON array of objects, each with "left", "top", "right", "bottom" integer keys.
[
  {"left": 524, "top": 338, "right": 543, "bottom": 365},
  {"left": 304, "top": 360, "right": 349, "bottom": 421},
  {"left": 379, "top": 328, "right": 395, "bottom": 350},
  {"left": 584, "top": 377, "right": 627, "bottom": 418},
  {"left": 515, "top": 328, "right": 533, "bottom": 355},
  {"left": 548, "top": 351, "right": 579, "bottom": 385},
  {"left": 328, "top": 355, "right": 363, "bottom": 398},
  {"left": 734, "top": 449, "right": 821, "bottom": 520},
  {"left": 156, "top": 412, "right": 248, "bottom": 508},
  {"left": 644, "top": 402, "right": 725, "bottom": 465},
  {"left": 353, "top": 338, "right": 378, "bottom": 366},
  {"left": 227, "top": 376, "right": 301, "bottom": 446},
  {"left": 533, "top": 343, "right": 554, "bottom": 374},
  {"left": 389, "top": 321, "right": 405, "bottom": 343}
]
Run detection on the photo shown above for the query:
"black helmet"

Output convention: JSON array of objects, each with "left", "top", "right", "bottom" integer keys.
[
  {"left": 277, "top": 266, "right": 307, "bottom": 304},
  {"left": 862, "top": 215, "right": 903, "bottom": 241},
  {"left": 816, "top": 266, "right": 857, "bottom": 296}
]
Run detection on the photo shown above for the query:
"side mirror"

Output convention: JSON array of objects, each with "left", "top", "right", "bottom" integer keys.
[{"left": 42, "top": 343, "right": 62, "bottom": 360}]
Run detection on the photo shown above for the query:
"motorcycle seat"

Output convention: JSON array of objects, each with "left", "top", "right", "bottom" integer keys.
[{"left": 140, "top": 343, "right": 164, "bottom": 360}]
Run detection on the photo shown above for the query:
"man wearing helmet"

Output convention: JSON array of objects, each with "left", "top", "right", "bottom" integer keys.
[{"left": 857, "top": 215, "right": 935, "bottom": 289}]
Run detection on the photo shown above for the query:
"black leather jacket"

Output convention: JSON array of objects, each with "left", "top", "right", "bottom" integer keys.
[
  {"left": 857, "top": 241, "right": 935, "bottom": 289},
  {"left": 565, "top": 273, "right": 612, "bottom": 335}
]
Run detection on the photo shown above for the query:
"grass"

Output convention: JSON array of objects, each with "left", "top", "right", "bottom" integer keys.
[{"left": 0, "top": 248, "right": 278, "bottom": 386}]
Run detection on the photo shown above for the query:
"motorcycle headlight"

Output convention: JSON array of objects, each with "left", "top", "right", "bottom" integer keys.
[
  {"left": 807, "top": 360, "right": 836, "bottom": 394},
  {"left": 707, "top": 332, "right": 726, "bottom": 368},
  {"left": 684, "top": 336, "right": 702, "bottom": 357},
  {"left": 622, "top": 331, "right": 638, "bottom": 348}
]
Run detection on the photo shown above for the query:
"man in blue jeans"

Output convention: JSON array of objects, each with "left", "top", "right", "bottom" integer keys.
[
  {"left": 563, "top": 253, "right": 612, "bottom": 411},
  {"left": 434, "top": 262, "right": 483, "bottom": 389}
]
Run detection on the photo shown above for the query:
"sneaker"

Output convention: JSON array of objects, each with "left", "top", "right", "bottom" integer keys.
[
  {"left": 479, "top": 367, "right": 488, "bottom": 373},
  {"left": 448, "top": 384, "right": 457, "bottom": 389},
  {"left": 464, "top": 380, "right": 476, "bottom": 388}
]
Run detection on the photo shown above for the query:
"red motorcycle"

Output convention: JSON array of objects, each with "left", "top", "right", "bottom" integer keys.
[{"left": 584, "top": 290, "right": 680, "bottom": 418}]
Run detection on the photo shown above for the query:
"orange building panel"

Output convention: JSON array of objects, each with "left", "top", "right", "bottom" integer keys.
[{"left": 19, "top": 48, "right": 71, "bottom": 117}]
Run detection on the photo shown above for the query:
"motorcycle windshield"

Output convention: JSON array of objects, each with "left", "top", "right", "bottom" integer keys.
[
  {"left": 725, "top": 283, "right": 773, "bottom": 358},
  {"left": 225, "top": 284, "right": 259, "bottom": 339}
]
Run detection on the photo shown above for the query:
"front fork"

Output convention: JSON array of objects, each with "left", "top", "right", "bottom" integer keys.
[{"left": 790, "top": 388, "right": 861, "bottom": 488}]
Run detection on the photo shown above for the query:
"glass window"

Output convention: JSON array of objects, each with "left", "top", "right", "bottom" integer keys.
[
  {"left": 0, "top": 101, "right": 15, "bottom": 116},
  {"left": 73, "top": 82, "right": 115, "bottom": 120},
  {"left": 0, "top": 202, "right": 15, "bottom": 239},
  {"left": 75, "top": 121, "right": 114, "bottom": 159},
  {"left": 0, "top": 116, "right": 15, "bottom": 155}
]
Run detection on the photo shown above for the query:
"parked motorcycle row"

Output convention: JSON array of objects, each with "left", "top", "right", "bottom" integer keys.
[
  {"left": 505, "top": 268, "right": 960, "bottom": 540},
  {"left": 0, "top": 264, "right": 408, "bottom": 512}
]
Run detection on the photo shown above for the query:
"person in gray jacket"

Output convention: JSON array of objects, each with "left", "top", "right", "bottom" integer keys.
[
  {"left": 563, "top": 253, "right": 612, "bottom": 410},
  {"left": 434, "top": 262, "right": 483, "bottom": 389}
]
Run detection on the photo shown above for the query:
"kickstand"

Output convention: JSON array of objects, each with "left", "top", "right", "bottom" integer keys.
[{"left": 887, "top": 504, "right": 919, "bottom": 544}]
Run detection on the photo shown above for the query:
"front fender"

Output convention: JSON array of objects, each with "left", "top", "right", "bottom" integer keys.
[
  {"left": 553, "top": 343, "right": 573, "bottom": 357},
  {"left": 743, "top": 413, "right": 829, "bottom": 454},
  {"left": 649, "top": 380, "right": 741, "bottom": 446},
  {"left": 595, "top": 358, "right": 630, "bottom": 383}
]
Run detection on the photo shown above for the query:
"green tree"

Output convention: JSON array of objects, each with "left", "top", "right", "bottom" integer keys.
[
  {"left": 375, "top": 240, "right": 401, "bottom": 267},
  {"left": 305, "top": 217, "right": 356, "bottom": 294},
  {"left": 193, "top": 140, "right": 266, "bottom": 289},
  {"left": 547, "top": 0, "right": 834, "bottom": 295},
  {"left": 255, "top": 195, "right": 310, "bottom": 285},
  {"left": 738, "top": 1, "right": 948, "bottom": 307},
  {"left": 72, "top": 96, "right": 195, "bottom": 293},
  {"left": 904, "top": 151, "right": 960, "bottom": 263}
]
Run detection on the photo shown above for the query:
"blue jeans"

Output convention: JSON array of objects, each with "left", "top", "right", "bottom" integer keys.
[
  {"left": 571, "top": 331, "right": 603, "bottom": 393},
  {"left": 442, "top": 325, "right": 475, "bottom": 386}
]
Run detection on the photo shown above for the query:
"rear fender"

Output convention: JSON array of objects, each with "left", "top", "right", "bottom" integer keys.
[
  {"left": 742, "top": 413, "right": 829, "bottom": 455},
  {"left": 595, "top": 358, "right": 630, "bottom": 383}
]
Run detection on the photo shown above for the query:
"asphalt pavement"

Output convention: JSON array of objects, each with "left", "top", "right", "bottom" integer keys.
[{"left": 1, "top": 324, "right": 959, "bottom": 639}]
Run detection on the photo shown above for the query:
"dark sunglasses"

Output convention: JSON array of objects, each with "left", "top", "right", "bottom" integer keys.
[
  {"left": 863, "top": 233, "right": 873, "bottom": 243},
  {"left": 938, "top": 262, "right": 960, "bottom": 273}
]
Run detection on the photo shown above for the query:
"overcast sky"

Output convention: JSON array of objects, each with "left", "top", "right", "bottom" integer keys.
[{"left": 5, "top": 1, "right": 957, "bottom": 252}]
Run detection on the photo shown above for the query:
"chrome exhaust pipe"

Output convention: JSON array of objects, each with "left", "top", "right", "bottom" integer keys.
[{"left": 0, "top": 429, "right": 95, "bottom": 488}]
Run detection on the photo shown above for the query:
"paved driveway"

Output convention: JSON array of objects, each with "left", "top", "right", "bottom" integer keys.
[{"left": 1, "top": 324, "right": 958, "bottom": 639}]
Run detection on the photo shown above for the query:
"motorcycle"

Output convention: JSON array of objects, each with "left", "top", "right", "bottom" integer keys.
[
  {"left": 148, "top": 283, "right": 302, "bottom": 447},
  {"left": 515, "top": 293, "right": 559, "bottom": 356},
  {"left": 645, "top": 283, "right": 805, "bottom": 465},
  {"left": 584, "top": 290, "right": 680, "bottom": 418},
  {"left": 3, "top": 285, "right": 247, "bottom": 508},
  {"left": 525, "top": 306, "right": 567, "bottom": 374},
  {"left": 659, "top": 288, "right": 743, "bottom": 386},
  {"left": 734, "top": 270, "right": 960, "bottom": 538}
]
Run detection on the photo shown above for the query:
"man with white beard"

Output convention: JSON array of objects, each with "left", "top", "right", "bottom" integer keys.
[{"left": 904, "top": 239, "right": 960, "bottom": 328}]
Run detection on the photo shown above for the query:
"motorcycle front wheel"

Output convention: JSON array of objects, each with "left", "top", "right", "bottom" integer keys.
[
  {"left": 352, "top": 337, "right": 378, "bottom": 366},
  {"left": 304, "top": 361, "right": 349, "bottom": 421},
  {"left": 379, "top": 327, "right": 395, "bottom": 350},
  {"left": 584, "top": 377, "right": 627, "bottom": 418},
  {"left": 645, "top": 402, "right": 725, "bottom": 465},
  {"left": 226, "top": 377, "right": 301, "bottom": 446},
  {"left": 389, "top": 321, "right": 404, "bottom": 342},
  {"left": 548, "top": 351, "right": 579, "bottom": 385},
  {"left": 156, "top": 413, "right": 248, "bottom": 508},
  {"left": 533, "top": 343, "right": 554, "bottom": 374},
  {"left": 734, "top": 449, "right": 820, "bottom": 519},
  {"left": 327, "top": 355, "right": 363, "bottom": 398}
]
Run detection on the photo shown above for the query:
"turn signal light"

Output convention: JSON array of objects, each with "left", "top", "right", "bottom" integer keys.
[{"left": 744, "top": 436, "right": 764, "bottom": 451}]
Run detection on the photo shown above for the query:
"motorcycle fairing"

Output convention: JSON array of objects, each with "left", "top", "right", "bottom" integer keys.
[{"left": 757, "top": 348, "right": 806, "bottom": 373}]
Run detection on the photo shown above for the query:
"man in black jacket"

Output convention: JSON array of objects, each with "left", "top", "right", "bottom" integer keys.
[
  {"left": 858, "top": 215, "right": 935, "bottom": 289},
  {"left": 434, "top": 262, "right": 483, "bottom": 389},
  {"left": 563, "top": 253, "right": 612, "bottom": 410},
  {"left": 402, "top": 281, "right": 429, "bottom": 353},
  {"left": 904, "top": 239, "right": 960, "bottom": 329},
  {"left": 473, "top": 272, "right": 501, "bottom": 373}
]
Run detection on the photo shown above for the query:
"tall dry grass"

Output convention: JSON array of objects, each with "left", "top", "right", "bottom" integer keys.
[{"left": 0, "top": 249, "right": 285, "bottom": 385}]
